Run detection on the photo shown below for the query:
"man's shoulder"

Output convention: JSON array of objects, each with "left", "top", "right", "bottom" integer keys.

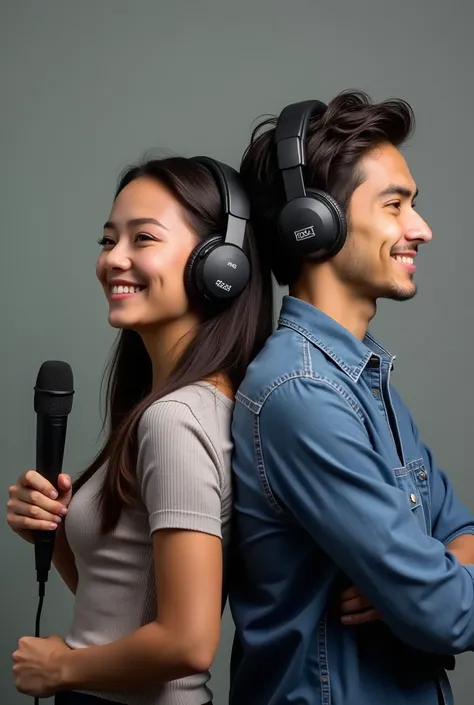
[{"left": 237, "top": 327, "right": 358, "bottom": 414}]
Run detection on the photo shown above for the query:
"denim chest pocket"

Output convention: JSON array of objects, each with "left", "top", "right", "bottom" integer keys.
[{"left": 393, "top": 458, "right": 432, "bottom": 535}]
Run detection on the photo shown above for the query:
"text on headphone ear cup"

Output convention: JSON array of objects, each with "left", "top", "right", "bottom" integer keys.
[
  {"left": 186, "top": 236, "right": 250, "bottom": 302},
  {"left": 278, "top": 189, "right": 347, "bottom": 261}
]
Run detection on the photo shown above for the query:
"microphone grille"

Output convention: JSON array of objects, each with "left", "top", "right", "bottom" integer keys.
[{"left": 34, "top": 360, "right": 75, "bottom": 416}]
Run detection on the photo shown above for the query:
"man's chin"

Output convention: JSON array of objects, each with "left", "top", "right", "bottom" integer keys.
[{"left": 386, "top": 282, "right": 417, "bottom": 302}]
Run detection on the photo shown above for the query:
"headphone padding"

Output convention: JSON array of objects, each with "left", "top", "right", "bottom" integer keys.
[
  {"left": 278, "top": 188, "right": 347, "bottom": 261},
  {"left": 307, "top": 188, "right": 347, "bottom": 256},
  {"left": 185, "top": 235, "right": 223, "bottom": 298}
]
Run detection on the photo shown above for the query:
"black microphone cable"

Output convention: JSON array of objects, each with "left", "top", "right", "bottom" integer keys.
[
  {"left": 33, "top": 524, "right": 56, "bottom": 705},
  {"left": 34, "top": 580, "right": 46, "bottom": 705}
]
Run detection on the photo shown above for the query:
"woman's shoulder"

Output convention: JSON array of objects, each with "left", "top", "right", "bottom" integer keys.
[
  {"left": 137, "top": 382, "right": 235, "bottom": 491},
  {"left": 139, "top": 381, "right": 234, "bottom": 441},
  {"left": 150, "top": 381, "right": 233, "bottom": 417}
]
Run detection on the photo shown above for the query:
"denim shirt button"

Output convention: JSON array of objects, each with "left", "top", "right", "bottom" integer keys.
[
  {"left": 419, "top": 471, "right": 427, "bottom": 480},
  {"left": 410, "top": 493, "right": 417, "bottom": 503}
]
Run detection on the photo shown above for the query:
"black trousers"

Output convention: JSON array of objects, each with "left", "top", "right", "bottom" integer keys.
[{"left": 55, "top": 693, "right": 211, "bottom": 705}]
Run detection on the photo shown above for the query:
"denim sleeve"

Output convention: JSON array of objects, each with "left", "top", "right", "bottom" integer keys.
[
  {"left": 260, "top": 377, "right": 474, "bottom": 655},
  {"left": 409, "top": 417, "right": 474, "bottom": 546}
]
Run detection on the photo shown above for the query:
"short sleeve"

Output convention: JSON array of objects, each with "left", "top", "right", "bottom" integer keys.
[{"left": 136, "top": 400, "right": 223, "bottom": 538}]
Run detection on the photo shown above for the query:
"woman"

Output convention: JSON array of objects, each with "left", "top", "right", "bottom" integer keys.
[{"left": 6, "top": 155, "right": 273, "bottom": 705}]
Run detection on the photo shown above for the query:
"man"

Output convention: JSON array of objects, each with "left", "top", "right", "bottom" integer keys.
[{"left": 228, "top": 90, "right": 474, "bottom": 705}]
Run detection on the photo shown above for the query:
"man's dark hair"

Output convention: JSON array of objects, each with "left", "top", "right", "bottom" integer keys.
[{"left": 240, "top": 89, "right": 416, "bottom": 286}]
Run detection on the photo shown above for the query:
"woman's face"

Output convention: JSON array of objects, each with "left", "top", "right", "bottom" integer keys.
[{"left": 96, "top": 176, "right": 199, "bottom": 332}]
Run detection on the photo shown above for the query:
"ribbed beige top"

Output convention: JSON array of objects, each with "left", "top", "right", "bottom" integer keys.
[{"left": 64, "top": 382, "right": 234, "bottom": 705}]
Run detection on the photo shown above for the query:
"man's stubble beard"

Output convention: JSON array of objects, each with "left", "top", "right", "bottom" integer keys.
[{"left": 336, "top": 250, "right": 418, "bottom": 304}]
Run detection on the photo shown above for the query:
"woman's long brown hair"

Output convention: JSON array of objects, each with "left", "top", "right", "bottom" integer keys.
[{"left": 73, "top": 157, "right": 274, "bottom": 533}]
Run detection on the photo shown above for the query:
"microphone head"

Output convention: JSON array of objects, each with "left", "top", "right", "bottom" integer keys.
[{"left": 34, "top": 360, "right": 74, "bottom": 416}]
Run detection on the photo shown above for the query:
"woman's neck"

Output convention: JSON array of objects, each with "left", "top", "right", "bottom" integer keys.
[
  {"left": 138, "top": 316, "right": 234, "bottom": 402},
  {"left": 139, "top": 314, "right": 200, "bottom": 392}
]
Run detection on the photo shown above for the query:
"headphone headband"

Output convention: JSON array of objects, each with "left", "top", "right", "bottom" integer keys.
[
  {"left": 185, "top": 156, "right": 251, "bottom": 303},
  {"left": 192, "top": 156, "right": 250, "bottom": 249},
  {"left": 273, "top": 99, "right": 347, "bottom": 263},
  {"left": 274, "top": 100, "right": 327, "bottom": 202}
]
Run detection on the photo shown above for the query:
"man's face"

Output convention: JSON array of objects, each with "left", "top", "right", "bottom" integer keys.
[{"left": 333, "top": 143, "right": 432, "bottom": 302}]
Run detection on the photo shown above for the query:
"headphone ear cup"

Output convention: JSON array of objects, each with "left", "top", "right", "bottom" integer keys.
[
  {"left": 278, "top": 189, "right": 347, "bottom": 261},
  {"left": 185, "top": 236, "right": 222, "bottom": 299},
  {"left": 185, "top": 234, "right": 251, "bottom": 304},
  {"left": 307, "top": 188, "right": 347, "bottom": 256}
]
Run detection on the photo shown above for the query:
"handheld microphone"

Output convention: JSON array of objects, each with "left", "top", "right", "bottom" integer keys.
[{"left": 33, "top": 360, "right": 74, "bottom": 586}]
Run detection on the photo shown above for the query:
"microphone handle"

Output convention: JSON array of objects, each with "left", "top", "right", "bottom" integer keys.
[{"left": 34, "top": 414, "right": 68, "bottom": 584}]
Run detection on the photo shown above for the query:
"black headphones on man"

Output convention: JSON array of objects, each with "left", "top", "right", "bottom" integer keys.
[
  {"left": 274, "top": 99, "right": 348, "bottom": 261},
  {"left": 185, "top": 156, "right": 251, "bottom": 305},
  {"left": 185, "top": 100, "right": 349, "bottom": 303}
]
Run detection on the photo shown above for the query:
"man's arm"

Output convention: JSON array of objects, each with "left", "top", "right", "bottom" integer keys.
[
  {"left": 259, "top": 377, "right": 474, "bottom": 655},
  {"left": 429, "top": 458, "right": 474, "bottom": 548},
  {"left": 341, "top": 395, "right": 474, "bottom": 624},
  {"left": 400, "top": 391, "right": 474, "bottom": 562},
  {"left": 430, "top": 460, "right": 474, "bottom": 563},
  {"left": 447, "top": 535, "right": 474, "bottom": 564}
]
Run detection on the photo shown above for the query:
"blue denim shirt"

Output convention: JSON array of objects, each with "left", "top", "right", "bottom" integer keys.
[{"left": 229, "top": 295, "right": 474, "bottom": 705}]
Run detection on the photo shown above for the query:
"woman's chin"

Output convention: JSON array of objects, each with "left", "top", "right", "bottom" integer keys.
[{"left": 108, "top": 313, "right": 139, "bottom": 330}]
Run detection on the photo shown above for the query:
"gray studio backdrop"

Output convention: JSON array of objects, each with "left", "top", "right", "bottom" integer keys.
[{"left": 1, "top": 1, "right": 473, "bottom": 703}]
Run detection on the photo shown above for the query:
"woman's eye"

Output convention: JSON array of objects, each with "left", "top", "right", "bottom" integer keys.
[
  {"left": 97, "top": 236, "right": 115, "bottom": 247},
  {"left": 97, "top": 233, "right": 157, "bottom": 248},
  {"left": 135, "top": 233, "right": 155, "bottom": 242}
]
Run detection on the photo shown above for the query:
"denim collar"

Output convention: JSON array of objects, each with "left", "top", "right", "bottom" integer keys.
[{"left": 277, "top": 295, "right": 395, "bottom": 382}]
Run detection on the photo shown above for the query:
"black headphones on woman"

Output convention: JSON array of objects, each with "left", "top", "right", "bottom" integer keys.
[
  {"left": 185, "top": 156, "right": 251, "bottom": 304},
  {"left": 274, "top": 99, "right": 348, "bottom": 261}
]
